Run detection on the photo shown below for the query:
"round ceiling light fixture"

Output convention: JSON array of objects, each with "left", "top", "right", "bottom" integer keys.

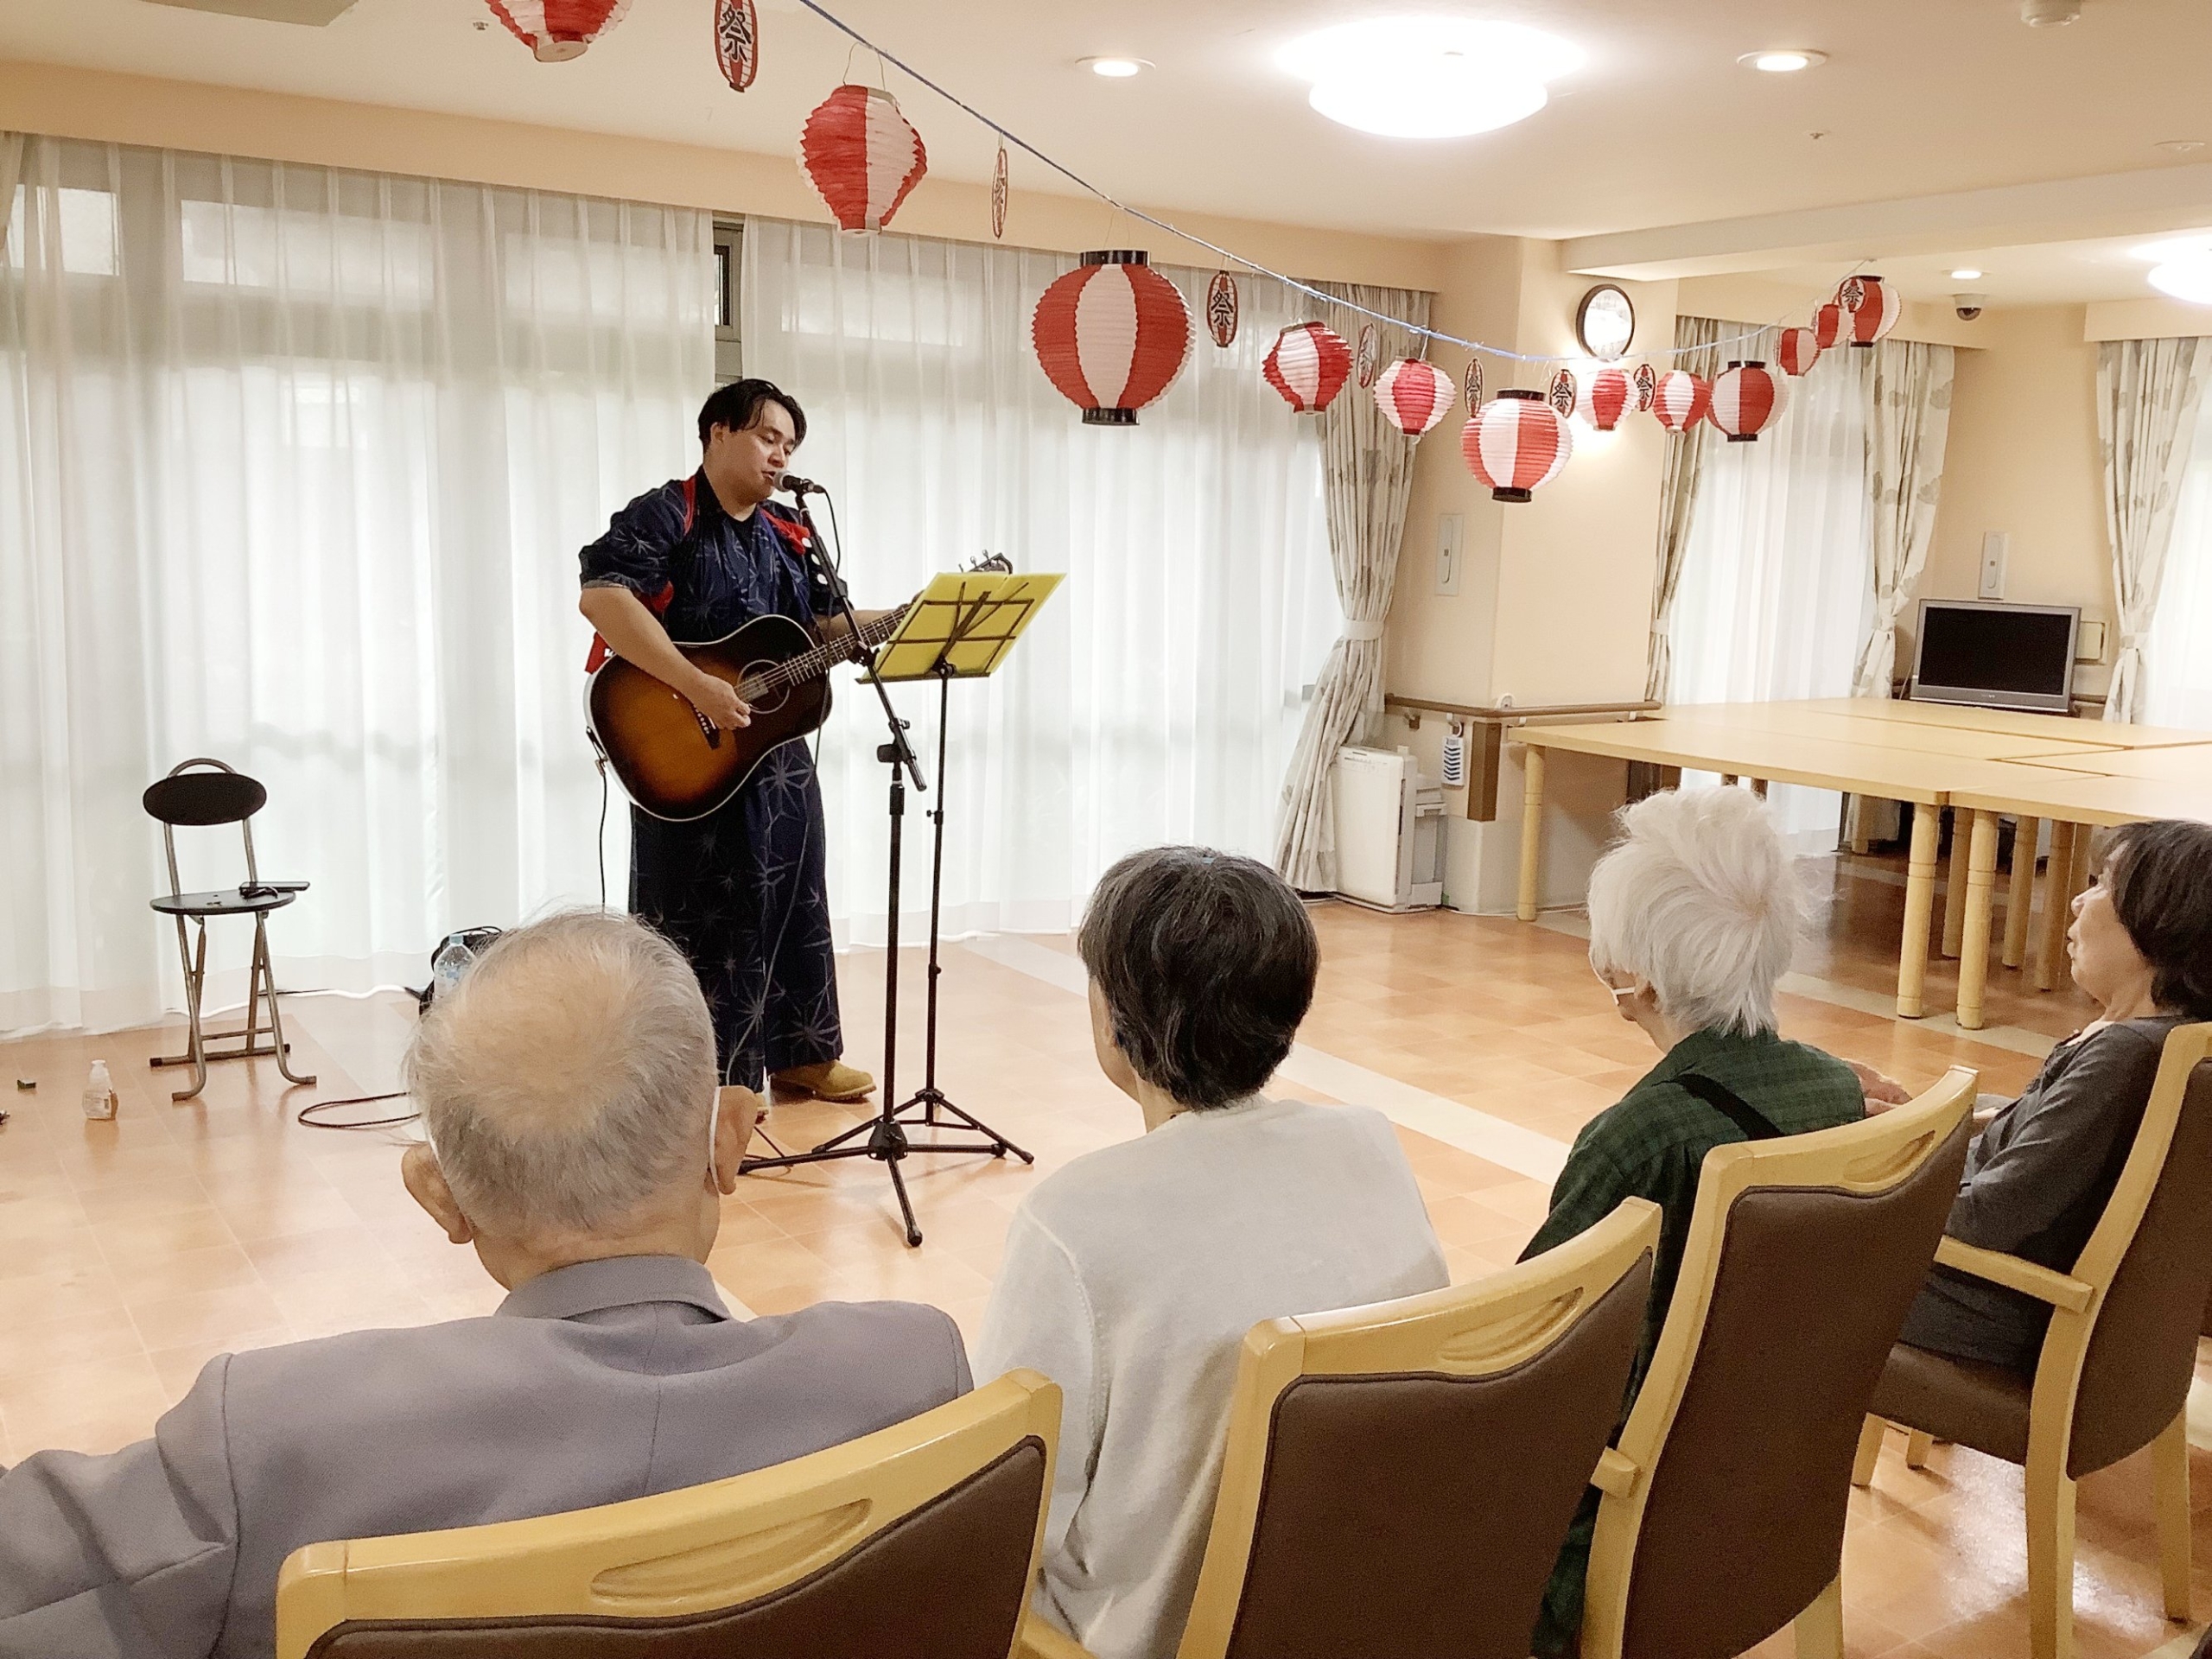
[
  {"left": 2130, "top": 235, "right": 2212, "bottom": 264},
  {"left": 1738, "top": 49, "right": 1827, "bottom": 72},
  {"left": 1278, "top": 17, "right": 1584, "bottom": 139},
  {"left": 1949, "top": 268, "right": 1984, "bottom": 281},
  {"left": 2148, "top": 257, "right": 2212, "bottom": 306},
  {"left": 1081, "top": 56, "right": 1150, "bottom": 77},
  {"left": 2021, "top": 0, "right": 2081, "bottom": 24},
  {"left": 2158, "top": 139, "right": 2207, "bottom": 155}
]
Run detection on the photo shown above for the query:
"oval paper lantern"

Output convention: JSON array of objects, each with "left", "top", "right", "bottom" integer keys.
[
  {"left": 1032, "top": 250, "right": 1192, "bottom": 426},
  {"left": 713, "top": 0, "right": 759, "bottom": 90},
  {"left": 1707, "top": 360, "right": 1792, "bottom": 442},
  {"left": 1575, "top": 365, "right": 1637, "bottom": 431},
  {"left": 1375, "top": 358, "right": 1455, "bottom": 436},
  {"left": 1840, "top": 274, "right": 1901, "bottom": 347},
  {"left": 1462, "top": 356, "right": 1484, "bottom": 414},
  {"left": 799, "top": 85, "right": 928, "bottom": 233},
  {"left": 486, "top": 0, "right": 629, "bottom": 60},
  {"left": 1813, "top": 302, "right": 1848, "bottom": 351},
  {"left": 1463, "top": 390, "right": 1573, "bottom": 503},
  {"left": 1649, "top": 369, "right": 1711, "bottom": 432},
  {"left": 990, "top": 143, "right": 1008, "bottom": 239},
  {"left": 1632, "top": 362, "right": 1658, "bottom": 412},
  {"left": 1355, "top": 324, "right": 1380, "bottom": 388},
  {"left": 1548, "top": 368, "right": 1577, "bottom": 418},
  {"left": 1263, "top": 322, "right": 1351, "bottom": 414},
  {"left": 1775, "top": 326, "right": 1822, "bottom": 377},
  {"left": 1205, "top": 272, "right": 1240, "bottom": 348}
]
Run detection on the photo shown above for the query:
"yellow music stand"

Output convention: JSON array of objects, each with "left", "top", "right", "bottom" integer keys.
[{"left": 868, "top": 569, "right": 1064, "bottom": 684}]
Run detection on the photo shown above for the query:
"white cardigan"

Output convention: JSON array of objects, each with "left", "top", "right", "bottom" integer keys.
[{"left": 972, "top": 1094, "right": 1448, "bottom": 1659}]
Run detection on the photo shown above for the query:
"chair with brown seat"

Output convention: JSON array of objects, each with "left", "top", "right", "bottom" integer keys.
[
  {"left": 275, "top": 1369, "right": 1062, "bottom": 1659},
  {"left": 1579, "top": 1068, "right": 1977, "bottom": 1659},
  {"left": 1852, "top": 1022, "right": 2212, "bottom": 1659}
]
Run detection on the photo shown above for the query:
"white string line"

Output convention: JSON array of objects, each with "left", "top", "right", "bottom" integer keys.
[{"left": 790, "top": 0, "right": 1868, "bottom": 368}]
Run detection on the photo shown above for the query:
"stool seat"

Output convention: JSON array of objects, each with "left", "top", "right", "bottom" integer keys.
[{"left": 151, "top": 886, "right": 303, "bottom": 918}]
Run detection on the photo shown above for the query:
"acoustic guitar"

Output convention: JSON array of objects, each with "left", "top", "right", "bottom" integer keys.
[{"left": 586, "top": 556, "right": 1009, "bottom": 822}]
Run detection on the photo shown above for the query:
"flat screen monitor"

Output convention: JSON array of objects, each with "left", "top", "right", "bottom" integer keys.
[{"left": 1910, "top": 599, "right": 2080, "bottom": 714}]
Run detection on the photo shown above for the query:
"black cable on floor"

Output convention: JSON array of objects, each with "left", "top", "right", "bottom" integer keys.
[{"left": 296, "top": 1090, "right": 418, "bottom": 1131}]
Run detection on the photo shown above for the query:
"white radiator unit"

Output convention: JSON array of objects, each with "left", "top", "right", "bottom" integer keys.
[{"left": 1331, "top": 746, "right": 1446, "bottom": 912}]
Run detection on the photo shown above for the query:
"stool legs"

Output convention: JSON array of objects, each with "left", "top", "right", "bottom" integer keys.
[{"left": 257, "top": 914, "right": 316, "bottom": 1088}]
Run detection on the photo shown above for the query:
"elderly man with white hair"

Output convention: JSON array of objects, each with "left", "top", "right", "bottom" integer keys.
[
  {"left": 1517, "top": 785, "right": 1866, "bottom": 1658},
  {"left": 0, "top": 910, "right": 969, "bottom": 1659}
]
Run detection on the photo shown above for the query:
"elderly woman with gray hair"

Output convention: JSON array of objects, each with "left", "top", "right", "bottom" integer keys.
[
  {"left": 973, "top": 846, "right": 1447, "bottom": 1659},
  {"left": 1520, "top": 785, "right": 1866, "bottom": 1656}
]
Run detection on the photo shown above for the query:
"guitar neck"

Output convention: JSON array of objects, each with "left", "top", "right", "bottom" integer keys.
[{"left": 731, "top": 601, "right": 912, "bottom": 703}]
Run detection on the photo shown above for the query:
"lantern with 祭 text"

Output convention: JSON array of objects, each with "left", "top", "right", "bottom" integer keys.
[
  {"left": 1374, "top": 359, "right": 1455, "bottom": 436},
  {"left": 1032, "top": 250, "right": 1192, "bottom": 425},
  {"left": 1649, "top": 369, "right": 1710, "bottom": 432},
  {"left": 1263, "top": 322, "right": 1351, "bottom": 414},
  {"left": 1548, "top": 368, "right": 1576, "bottom": 418},
  {"left": 1813, "top": 302, "right": 1847, "bottom": 352},
  {"left": 990, "top": 143, "right": 1008, "bottom": 239},
  {"left": 1632, "top": 362, "right": 1658, "bottom": 412},
  {"left": 1775, "top": 326, "right": 1822, "bottom": 377},
  {"left": 1575, "top": 364, "right": 1637, "bottom": 431},
  {"left": 799, "top": 85, "right": 928, "bottom": 233},
  {"left": 1464, "top": 390, "right": 1573, "bottom": 503},
  {"left": 713, "top": 0, "right": 759, "bottom": 90},
  {"left": 1462, "top": 356, "right": 1484, "bottom": 413},
  {"left": 1205, "top": 272, "right": 1240, "bottom": 348},
  {"left": 485, "top": 0, "right": 628, "bottom": 60},
  {"left": 1707, "top": 360, "right": 1791, "bottom": 442},
  {"left": 1355, "top": 325, "right": 1380, "bottom": 388},
  {"left": 1841, "top": 274, "right": 1901, "bottom": 347}
]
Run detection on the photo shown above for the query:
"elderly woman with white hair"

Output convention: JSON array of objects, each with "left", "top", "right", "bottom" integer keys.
[{"left": 1519, "top": 785, "right": 1866, "bottom": 1656}]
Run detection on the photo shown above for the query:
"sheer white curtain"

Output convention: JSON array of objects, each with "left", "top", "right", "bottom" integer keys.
[
  {"left": 2145, "top": 371, "right": 2212, "bottom": 727},
  {"left": 741, "top": 219, "right": 1338, "bottom": 942},
  {"left": 1665, "top": 329, "right": 1876, "bottom": 849},
  {"left": 1, "top": 135, "right": 710, "bottom": 1035}
]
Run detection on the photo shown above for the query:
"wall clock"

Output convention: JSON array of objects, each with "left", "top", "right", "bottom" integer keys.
[{"left": 1575, "top": 283, "right": 1635, "bottom": 360}]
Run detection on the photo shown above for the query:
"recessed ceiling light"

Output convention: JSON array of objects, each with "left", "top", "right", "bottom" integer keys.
[
  {"left": 1278, "top": 17, "right": 1583, "bottom": 139},
  {"left": 1738, "top": 49, "right": 1827, "bottom": 72},
  {"left": 1080, "top": 56, "right": 1149, "bottom": 78},
  {"left": 2148, "top": 258, "right": 2212, "bottom": 305},
  {"left": 1948, "top": 269, "right": 1984, "bottom": 282}
]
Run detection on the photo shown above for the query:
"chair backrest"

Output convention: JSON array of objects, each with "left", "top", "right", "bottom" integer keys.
[
  {"left": 2056, "top": 1023, "right": 2212, "bottom": 1477},
  {"left": 275, "top": 1370, "right": 1061, "bottom": 1659},
  {"left": 1583, "top": 1069, "right": 1977, "bottom": 1659},
  {"left": 1176, "top": 1198, "right": 1662, "bottom": 1659},
  {"left": 143, "top": 757, "right": 267, "bottom": 893}
]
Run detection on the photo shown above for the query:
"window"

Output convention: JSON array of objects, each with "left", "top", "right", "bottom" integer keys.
[
  {"left": 713, "top": 219, "right": 743, "bottom": 383},
  {"left": 2143, "top": 386, "right": 2212, "bottom": 726}
]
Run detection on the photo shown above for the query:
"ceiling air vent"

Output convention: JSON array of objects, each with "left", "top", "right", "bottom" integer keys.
[{"left": 143, "top": 0, "right": 359, "bottom": 23}]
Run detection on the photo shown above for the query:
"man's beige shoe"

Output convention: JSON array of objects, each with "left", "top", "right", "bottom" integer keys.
[{"left": 771, "top": 1059, "right": 877, "bottom": 1103}]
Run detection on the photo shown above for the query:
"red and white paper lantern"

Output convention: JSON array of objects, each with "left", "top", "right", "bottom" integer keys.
[
  {"left": 1840, "top": 275, "right": 1902, "bottom": 347},
  {"left": 1032, "top": 250, "right": 1192, "bottom": 426},
  {"left": 799, "top": 85, "right": 928, "bottom": 233},
  {"left": 1707, "top": 360, "right": 1792, "bottom": 442},
  {"left": 712, "top": 0, "right": 759, "bottom": 90},
  {"left": 1374, "top": 358, "right": 1455, "bottom": 436},
  {"left": 1463, "top": 389, "right": 1573, "bottom": 503},
  {"left": 1775, "top": 327, "right": 1822, "bottom": 377},
  {"left": 1263, "top": 322, "right": 1351, "bottom": 414},
  {"left": 1813, "top": 302, "right": 1848, "bottom": 352},
  {"left": 1574, "top": 364, "right": 1637, "bottom": 431},
  {"left": 1649, "top": 370, "right": 1711, "bottom": 432},
  {"left": 485, "top": 0, "right": 628, "bottom": 60}
]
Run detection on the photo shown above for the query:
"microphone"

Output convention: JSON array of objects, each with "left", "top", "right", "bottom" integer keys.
[{"left": 779, "top": 474, "right": 824, "bottom": 497}]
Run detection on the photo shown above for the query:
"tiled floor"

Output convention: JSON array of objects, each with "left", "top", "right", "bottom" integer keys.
[{"left": 3, "top": 849, "right": 2206, "bottom": 1659}]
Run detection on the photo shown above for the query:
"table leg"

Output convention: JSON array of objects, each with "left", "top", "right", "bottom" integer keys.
[
  {"left": 1751, "top": 778, "right": 1770, "bottom": 799},
  {"left": 2036, "top": 821, "right": 2076, "bottom": 992},
  {"left": 1958, "top": 810, "right": 2001, "bottom": 1032},
  {"left": 1720, "top": 773, "right": 1738, "bottom": 787},
  {"left": 1848, "top": 795, "right": 1872, "bottom": 856},
  {"left": 2001, "top": 816, "right": 2039, "bottom": 970},
  {"left": 1897, "top": 804, "right": 1940, "bottom": 1020},
  {"left": 1517, "top": 745, "right": 1546, "bottom": 924},
  {"left": 1942, "top": 810, "right": 1969, "bottom": 959}
]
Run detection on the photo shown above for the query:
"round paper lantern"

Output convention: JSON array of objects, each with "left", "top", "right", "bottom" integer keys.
[
  {"left": 1575, "top": 365, "right": 1637, "bottom": 431},
  {"left": 799, "top": 85, "right": 928, "bottom": 233},
  {"left": 1813, "top": 302, "right": 1848, "bottom": 351},
  {"left": 1263, "top": 322, "right": 1351, "bottom": 414},
  {"left": 713, "top": 0, "right": 759, "bottom": 90},
  {"left": 1840, "top": 274, "right": 1902, "bottom": 347},
  {"left": 1374, "top": 358, "right": 1455, "bottom": 436},
  {"left": 1205, "top": 272, "right": 1240, "bottom": 348},
  {"left": 1649, "top": 369, "right": 1711, "bottom": 432},
  {"left": 1632, "top": 362, "right": 1658, "bottom": 412},
  {"left": 486, "top": 0, "right": 628, "bottom": 60},
  {"left": 1463, "top": 390, "right": 1573, "bottom": 503},
  {"left": 1775, "top": 326, "right": 1822, "bottom": 377},
  {"left": 1032, "top": 250, "right": 1192, "bottom": 426},
  {"left": 1707, "top": 360, "right": 1792, "bottom": 442}
]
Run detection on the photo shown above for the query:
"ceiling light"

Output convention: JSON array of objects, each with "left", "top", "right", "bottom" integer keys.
[
  {"left": 2021, "top": 0, "right": 2081, "bottom": 23},
  {"left": 1738, "top": 49, "right": 1827, "bottom": 72},
  {"left": 1948, "top": 269, "right": 1983, "bottom": 281},
  {"left": 2148, "top": 258, "right": 2212, "bottom": 305},
  {"left": 1278, "top": 17, "right": 1583, "bottom": 139},
  {"left": 2130, "top": 235, "right": 2212, "bottom": 264},
  {"left": 2157, "top": 139, "right": 2208, "bottom": 155},
  {"left": 1081, "top": 56, "right": 1149, "bottom": 77}
]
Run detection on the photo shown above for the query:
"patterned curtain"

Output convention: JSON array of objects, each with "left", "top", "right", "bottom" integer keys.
[
  {"left": 0, "top": 134, "right": 22, "bottom": 256},
  {"left": 2096, "top": 335, "right": 2212, "bottom": 721},
  {"left": 1853, "top": 338, "right": 1956, "bottom": 697},
  {"left": 1644, "top": 317, "right": 1726, "bottom": 701},
  {"left": 1273, "top": 283, "right": 1432, "bottom": 891}
]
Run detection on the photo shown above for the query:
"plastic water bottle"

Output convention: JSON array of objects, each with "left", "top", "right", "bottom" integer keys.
[
  {"left": 431, "top": 936, "right": 477, "bottom": 1002},
  {"left": 82, "top": 1059, "right": 117, "bottom": 1121}
]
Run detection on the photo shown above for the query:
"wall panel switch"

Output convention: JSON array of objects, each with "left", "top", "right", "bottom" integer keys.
[
  {"left": 1436, "top": 512, "right": 1464, "bottom": 596},
  {"left": 1978, "top": 531, "right": 2008, "bottom": 600}
]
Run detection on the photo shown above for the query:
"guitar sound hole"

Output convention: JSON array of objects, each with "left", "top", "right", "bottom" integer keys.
[{"left": 741, "top": 664, "right": 788, "bottom": 716}]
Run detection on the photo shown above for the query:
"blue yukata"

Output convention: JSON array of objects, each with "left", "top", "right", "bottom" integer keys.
[{"left": 580, "top": 470, "right": 843, "bottom": 1090}]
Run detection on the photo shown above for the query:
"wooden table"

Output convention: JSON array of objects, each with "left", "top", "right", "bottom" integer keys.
[{"left": 1514, "top": 701, "right": 2212, "bottom": 1033}]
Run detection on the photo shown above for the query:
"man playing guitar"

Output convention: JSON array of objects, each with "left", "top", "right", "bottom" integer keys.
[{"left": 579, "top": 380, "right": 881, "bottom": 1103}]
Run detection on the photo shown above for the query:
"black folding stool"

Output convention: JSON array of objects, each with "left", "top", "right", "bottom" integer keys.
[{"left": 143, "top": 759, "right": 316, "bottom": 1102}]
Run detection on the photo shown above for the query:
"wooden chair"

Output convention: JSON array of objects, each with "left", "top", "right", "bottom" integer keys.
[
  {"left": 1015, "top": 1200, "right": 1661, "bottom": 1659},
  {"left": 1853, "top": 1022, "right": 2212, "bottom": 1659},
  {"left": 276, "top": 1370, "right": 1062, "bottom": 1659},
  {"left": 1580, "top": 1068, "right": 1977, "bottom": 1659}
]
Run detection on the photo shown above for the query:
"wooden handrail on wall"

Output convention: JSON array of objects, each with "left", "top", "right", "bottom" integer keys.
[{"left": 1380, "top": 695, "right": 1661, "bottom": 823}]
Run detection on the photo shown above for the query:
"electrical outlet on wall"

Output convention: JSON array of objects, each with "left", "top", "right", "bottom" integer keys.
[
  {"left": 1978, "top": 531, "right": 2008, "bottom": 600},
  {"left": 1436, "top": 512, "right": 1464, "bottom": 596}
]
